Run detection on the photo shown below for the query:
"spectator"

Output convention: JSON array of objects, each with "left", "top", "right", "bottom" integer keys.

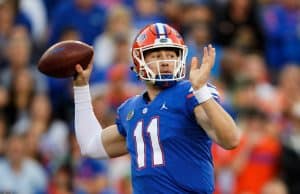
[
  {"left": 0, "top": 113, "right": 6, "bottom": 156},
  {"left": 213, "top": 108, "right": 282, "bottom": 194},
  {"left": 230, "top": 78, "right": 257, "bottom": 118},
  {"left": 231, "top": 109, "right": 280, "bottom": 194},
  {"left": 0, "top": 134, "right": 47, "bottom": 193},
  {"left": 277, "top": 65, "right": 300, "bottom": 119},
  {"left": 48, "top": 0, "right": 107, "bottom": 45},
  {"left": 105, "top": 63, "right": 142, "bottom": 110},
  {"left": 0, "top": 0, "right": 32, "bottom": 67},
  {"left": 5, "top": 69, "right": 36, "bottom": 134},
  {"left": 101, "top": 34, "right": 141, "bottom": 85},
  {"left": 0, "top": 26, "right": 47, "bottom": 93},
  {"left": 24, "top": 122, "right": 43, "bottom": 162},
  {"left": 261, "top": 179, "right": 288, "bottom": 194},
  {"left": 74, "top": 158, "right": 111, "bottom": 194},
  {"left": 0, "top": 85, "right": 8, "bottom": 111},
  {"left": 219, "top": 47, "right": 245, "bottom": 90},
  {"left": 93, "top": 25, "right": 142, "bottom": 89},
  {"left": 160, "top": 0, "right": 182, "bottom": 31},
  {"left": 70, "top": 133, "right": 112, "bottom": 194},
  {"left": 108, "top": 156, "right": 131, "bottom": 194},
  {"left": 93, "top": 4, "right": 137, "bottom": 70},
  {"left": 241, "top": 53, "right": 279, "bottom": 114},
  {"left": 261, "top": 0, "right": 300, "bottom": 72},
  {"left": 47, "top": 164, "right": 72, "bottom": 194},
  {"left": 90, "top": 84, "right": 116, "bottom": 128},
  {"left": 131, "top": 0, "right": 165, "bottom": 29},
  {"left": 280, "top": 100, "right": 300, "bottom": 194},
  {"left": 183, "top": 3, "right": 223, "bottom": 79},
  {"left": 20, "top": 0, "right": 48, "bottom": 43},
  {"left": 94, "top": 0, "right": 124, "bottom": 9},
  {"left": 214, "top": 0, "right": 264, "bottom": 52},
  {"left": 43, "top": 0, "right": 68, "bottom": 20},
  {"left": 0, "top": 0, "right": 32, "bottom": 35},
  {"left": 30, "top": 94, "right": 70, "bottom": 173}
]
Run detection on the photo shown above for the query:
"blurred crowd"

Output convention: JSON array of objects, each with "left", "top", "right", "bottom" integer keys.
[{"left": 0, "top": 0, "right": 299, "bottom": 193}]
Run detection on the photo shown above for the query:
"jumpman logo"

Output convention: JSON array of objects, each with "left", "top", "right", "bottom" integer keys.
[{"left": 160, "top": 102, "right": 168, "bottom": 110}]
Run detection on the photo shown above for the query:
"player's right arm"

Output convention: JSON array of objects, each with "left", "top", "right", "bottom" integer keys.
[{"left": 73, "top": 62, "right": 128, "bottom": 159}]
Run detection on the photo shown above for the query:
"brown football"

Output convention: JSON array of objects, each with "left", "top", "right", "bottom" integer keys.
[{"left": 38, "top": 40, "right": 93, "bottom": 78}]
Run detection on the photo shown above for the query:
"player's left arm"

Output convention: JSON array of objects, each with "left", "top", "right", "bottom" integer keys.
[{"left": 189, "top": 45, "right": 240, "bottom": 150}]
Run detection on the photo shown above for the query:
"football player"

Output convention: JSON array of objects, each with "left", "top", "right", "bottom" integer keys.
[{"left": 73, "top": 23, "right": 240, "bottom": 193}]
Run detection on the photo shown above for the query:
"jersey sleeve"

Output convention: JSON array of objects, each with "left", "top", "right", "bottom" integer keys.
[{"left": 186, "top": 86, "right": 200, "bottom": 115}]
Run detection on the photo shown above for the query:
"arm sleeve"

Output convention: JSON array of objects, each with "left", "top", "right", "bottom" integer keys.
[{"left": 74, "top": 85, "right": 108, "bottom": 159}]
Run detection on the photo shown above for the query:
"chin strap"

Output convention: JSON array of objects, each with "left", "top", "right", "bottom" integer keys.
[{"left": 154, "top": 75, "right": 178, "bottom": 89}]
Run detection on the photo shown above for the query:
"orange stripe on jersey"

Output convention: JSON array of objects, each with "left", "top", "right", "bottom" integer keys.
[{"left": 186, "top": 93, "right": 194, "bottom": 98}]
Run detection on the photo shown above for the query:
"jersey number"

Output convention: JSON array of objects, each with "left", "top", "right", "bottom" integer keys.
[{"left": 133, "top": 117, "right": 164, "bottom": 168}]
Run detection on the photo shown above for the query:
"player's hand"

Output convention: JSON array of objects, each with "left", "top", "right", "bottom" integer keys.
[
  {"left": 189, "top": 44, "right": 215, "bottom": 90},
  {"left": 73, "top": 58, "right": 93, "bottom": 86}
]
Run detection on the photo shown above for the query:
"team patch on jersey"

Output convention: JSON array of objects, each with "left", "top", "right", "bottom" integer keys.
[
  {"left": 142, "top": 107, "right": 148, "bottom": 114},
  {"left": 126, "top": 110, "right": 134, "bottom": 121}
]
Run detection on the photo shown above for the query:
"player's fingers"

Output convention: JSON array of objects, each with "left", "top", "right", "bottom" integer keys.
[
  {"left": 200, "top": 49, "right": 211, "bottom": 72},
  {"left": 203, "top": 46, "right": 208, "bottom": 57},
  {"left": 202, "top": 46, "right": 208, "bottom": 64},
  {"left": 190, "top": 57, "right": 198, "bottom": 71},
  {"left": 207, "top": 44, "right": 213, "bottom": 55},
  {"left": 87, "top": 61, "right": 93, "bottom": 70},
  {"left": 209, "top": 46, "right": 216, "bottom": 67},
  {"left": 209, "top": 44, "right": 214, "bottom": 57},
  {"left": 75, "top": 64, "right": 84, "bottom": 73},
  {"left": 87, "top": 56, "right": 94, "bottom": 70},
  {"left": 208, "top": 44, "right": 212, "bottom": 51}
]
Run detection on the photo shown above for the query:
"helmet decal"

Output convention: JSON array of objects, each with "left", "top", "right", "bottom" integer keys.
[
  {"left": 136, "top": 33, "right": 147, "bottom": 43},
  {"left": 155, "top": 23, "right": 168, "bottom": 38}
]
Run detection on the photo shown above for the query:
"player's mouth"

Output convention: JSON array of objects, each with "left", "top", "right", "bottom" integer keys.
[{"left": 160, "top": 71, "right": 172, "bottom": 74}]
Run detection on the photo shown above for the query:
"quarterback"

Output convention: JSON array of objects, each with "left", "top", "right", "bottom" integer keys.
[{"left": 73, "top": 23, "right": 240, "bottom": 193}]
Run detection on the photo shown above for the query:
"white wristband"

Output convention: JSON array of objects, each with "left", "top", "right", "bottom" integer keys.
[
  {"left": 194, "top": 85, "right": 212, "bottom": 104},
  {"left": 74, "top": 85, "right": 92, "bottom": 110}
]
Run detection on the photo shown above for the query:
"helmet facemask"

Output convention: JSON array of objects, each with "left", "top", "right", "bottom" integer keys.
[{"left": 133, "top": 44, "right": 188, "bottom": 85}]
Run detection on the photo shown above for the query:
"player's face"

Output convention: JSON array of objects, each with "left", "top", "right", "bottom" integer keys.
[{"left": 143, "top": 48, "right": 179, "bottom": 76}]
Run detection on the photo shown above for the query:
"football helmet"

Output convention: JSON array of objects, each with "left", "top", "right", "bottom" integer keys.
[{"left": 132, "top": 23, "right": 188, "bottom": 87}]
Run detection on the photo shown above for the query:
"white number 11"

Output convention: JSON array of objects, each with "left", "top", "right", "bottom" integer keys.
[{"left": 133, "top": 117, "right": 164, "bottom": 168}]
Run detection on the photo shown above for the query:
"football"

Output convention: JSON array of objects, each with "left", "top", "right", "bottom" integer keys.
[{"left": 38, "top": 40, "right": 93, "bottom": 78}]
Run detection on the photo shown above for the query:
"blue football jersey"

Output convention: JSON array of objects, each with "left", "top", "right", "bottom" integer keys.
[{"left": 116, "top": 80, "right": 219, "bottom": 194}]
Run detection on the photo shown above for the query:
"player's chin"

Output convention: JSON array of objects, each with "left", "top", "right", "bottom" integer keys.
[{"left": 159, "top": 72, "right": 173, "bottom": 76}]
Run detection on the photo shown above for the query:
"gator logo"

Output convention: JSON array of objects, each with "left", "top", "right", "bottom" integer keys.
[{"left": 126, "top": 110, "right": 134, "bottom": 121}]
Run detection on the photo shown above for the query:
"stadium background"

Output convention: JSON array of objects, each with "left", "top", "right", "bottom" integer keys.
[{"left": 0, "top": 0, "right": 299, "bottom": 193}]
